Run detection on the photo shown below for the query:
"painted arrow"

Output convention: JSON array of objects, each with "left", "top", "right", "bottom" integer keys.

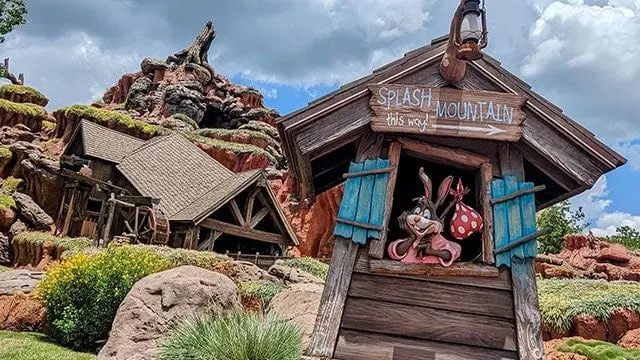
[{"left": 431, "top": 123, "right": 507, "bottom": 136}]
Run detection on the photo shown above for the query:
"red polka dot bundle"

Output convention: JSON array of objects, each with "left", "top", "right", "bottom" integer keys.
[{"left": 448, "top": 179, "right": 484, "bottom": 240}]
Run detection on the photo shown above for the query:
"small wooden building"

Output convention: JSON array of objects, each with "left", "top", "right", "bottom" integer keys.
[
  {"left": 57, "top": 120, "right": 298, "bottom": 255},
  {"left": 277, "top": 36, "right": 626, "bottom": 359}
]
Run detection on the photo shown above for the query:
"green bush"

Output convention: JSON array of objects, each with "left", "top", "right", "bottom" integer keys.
[
  {"left": 33, "top": 246, "right": 172, "bottom": 351},
  {"left": 13, "top": 232, "right": 93, "bottom": 260},
  {"left": 160, "top": 312, "right": 302, "bottom": 360},
  {"left": 280, "top": 257, "right": 329, "bottom": 280},
  {"left": 537, "top": 201, "right": 588, "bottom": 254},
  {"left": 238, "top": 280, "right": 288, "bottom": 305},
  {"left": 0, "top": 331, "right": 96, "bottom": 360},
  {"left": 118, "top": 244, "right": 229, "bottom": 268},
  {"left": 556, "top": 338, "right": 640, "bottom": 360},
  {"left": 538, "top": 279, "right": 640, "bottom": 332}
]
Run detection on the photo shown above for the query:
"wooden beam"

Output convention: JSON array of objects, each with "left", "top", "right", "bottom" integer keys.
[
  {"left": 479, "top": 162, "right": 495, "bottom": 265},
  {"left": 498, "top": 144, "right": 544, "bottom": 360},
  {"left": 101, "top": 193, "right": 117, "bottom": 244},
  {"left": 61, "top": 188, "right": 77, "bottom": 237},
  {"left": 369, "top": 260, "right": 500, "bottom": 278},
  {"left": 200, "top": 218, "right": 287, "bottom": 245},
  {"left": 399, "top": 137, "right": 489, "bottom": 169},
  {"left": 249, "top": 207, "right": 269, "bottom": 229},
  {"left": 256, "top": 192, "right": 287, "bottom": 235},
  {"left": 244, "top": 188, "right": 260, "bottom": 225},
  {"left": 229, "top": 199, "right": 245, "bottom": 226}
]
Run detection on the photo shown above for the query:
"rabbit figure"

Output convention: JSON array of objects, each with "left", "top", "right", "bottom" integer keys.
[{"left": 387, "top": 167, "right": 462, "bottom": 267}]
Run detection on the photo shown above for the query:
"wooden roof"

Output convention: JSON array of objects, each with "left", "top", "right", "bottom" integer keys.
[
  {"left": 276, "top": 36, "right": 626, "bottom": 209},
  {"left": 63, "top": 120, "right": 146, "bottom": 164}
]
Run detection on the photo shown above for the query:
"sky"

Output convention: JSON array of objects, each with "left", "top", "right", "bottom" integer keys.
[{"left": 3, "top": 0, "right": 640, "bottom": 235}]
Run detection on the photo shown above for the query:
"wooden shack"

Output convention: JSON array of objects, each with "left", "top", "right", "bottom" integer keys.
[
  {"left": 277, "top": 36, "right": 626, "bottom": 359},
  {"left": 57, "top": 120, "right": 298, "bottom": 256}
]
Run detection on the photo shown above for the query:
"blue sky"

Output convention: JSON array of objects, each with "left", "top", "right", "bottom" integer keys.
[{"left": 4, "top": 0, "right": 640, "bottom": 235}]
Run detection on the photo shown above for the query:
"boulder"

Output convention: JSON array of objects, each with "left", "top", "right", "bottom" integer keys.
[
  {"left": 124, "top": 77, "right": 153, "bottom": 114},
  {"left": 210, "top": 260, "right": 280, "bottom": 284},
  {"left": 0, "top": 269, "right": 43, "bottom": 296},
  {"left": 0, "top": 233, "right": 10, "bottom": 266},
  {"left": 619, "top": 328, "right": 640, "bottom": 349},
  {"left": 97, "top": 265, "right": 241, "bottom": 360},
  {"left": 267, "top": 282, "right": 323, "bottom": 350},
  {"left": 268, "top": 262, "right": 324, "bottom": 285},
  {"left": 543, "top": 338, "right": 589, "bottom": 360},
  {"left": 12, "top": 192, "right": 54, "bottom": 230},
  {"left": 9, "top": 219, "right": 27, "bottom": 239},
  {"left": 0, "top": 292, "right": 46, "bottom": 332},
  {"left": 0, "top": 207, "right": 16, "bottom": 232}
]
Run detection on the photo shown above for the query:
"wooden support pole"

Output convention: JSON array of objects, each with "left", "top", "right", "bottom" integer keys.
[
  {"left": 61, "top": 187, "right": 77, "bottom": 237},
  {"left": 480, "top": 162, "right": 495, "bottom": 264},
  {"left": 102, "top": 193, "right": 117, "bottom": 246},
  {"left": 245, "top": 188, "right": 260, "bottom": 225},
  {"left": 498, "top": 143, "right": 544, "bottom": 360},
  {"left": 229, "top": 199, "right": 245, "bottom": 226}
]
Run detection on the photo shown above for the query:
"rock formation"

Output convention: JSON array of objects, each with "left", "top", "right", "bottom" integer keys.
[{"left": 0, "top": 268, "right": 43, "bottom": 296}]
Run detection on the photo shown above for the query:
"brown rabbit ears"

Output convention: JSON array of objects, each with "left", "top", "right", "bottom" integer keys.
[{"left": 418, "top": 167, "right": 453, "bottom": 209}]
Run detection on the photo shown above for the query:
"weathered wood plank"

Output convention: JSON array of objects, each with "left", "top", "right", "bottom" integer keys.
[
  {"left": 369, "top": 259, "right": 500, "bottom": 278},
  {"left": 334, "top": 329, "right": 518, "bottom": 360},
  {"left": 480, "top": 162, "right": 494, "bottom": 264},
  {"left": 367, "top": 158, "right": 390, "bottom": 240},
  {"left": 334, "top": 161, "right": 364, "bottom": 239},
  {"left": 200, "top": 218, "right": 287, "bottom": 244},
  {"left": 505, "top": 175, "right": 524, "bottom": 261},
  {"left": 398, "top": 137, "right": 489, "bottom": 169},
  {"left": 341, "top": 297, "right": 517, "bottom": 351},
  {"left": 519, "top": 182, "right": 538, "bottom": 258},
  {"left": 491, "top": 179, "right": 509, "bottom": 267},
  {"left": 349, "top": 272, "right": 514, "bottom": 319},
  {"left": 352, "top": 159, "right": 377, "bottom": 245},
  {"left": 369, "top": 141, "right": 401, "bottom": 259},
  {"left": 229, "top": 199, "right": 245, "bottom": 226}
]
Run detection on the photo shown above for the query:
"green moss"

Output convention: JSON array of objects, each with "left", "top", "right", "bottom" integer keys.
[
  {"left": 0, "top": 331, "right": 96, "bottom": 360},
  {"left": 238, "top": 280, "right": 288, "bottom": 304},
  {"left": 556, "top": 338, "right": 640, "bottom": 359},
  {"left": 2, "top": 177, "right": 23, "bottom": 194},
  {"left": 0, "top": 98, "right": 47, "bottom": 121},
  {"left": 171, "top": 113, "right": 199, "bottom": 129},
  {"left": 53, "top": 104, "right": 160, "bottom": 138},
  {"left": 0, "top": 265, "right": 9, "bottom": 272},
  {"left": 0, "top": 146, "right": 12, "bottom": 160},
  {"left": 279, "top": 257, "right": 329, "bottom": 280},
  {"left": 124, "top": 244, "right": 229, "bottom": 268},
  {"left": 13, "top": 232, "right": 93, "bottom": 259},
  {"left": 111, "top": 103, "right": 125, "bottom": 110},
  {"left": 538, "top": 279, "right": 640, "bottom": 333},
  {"left": 0, "top": 194, "right": 15, "bottom": 210},
  {"left": 42, "top": 120, "right": 56, "bottom": 131},
  {"left": 184, "top": 132, "right": 275, "bottom": 162},
  {"left": 195, "top": 128, "right": 272, "bottom": 143},
  {"left": 0, "top": 84, "right": 49, "bottom": 106}
]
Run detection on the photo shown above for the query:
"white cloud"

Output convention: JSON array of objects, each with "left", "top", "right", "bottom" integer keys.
[
  {"left": 570, "top": 175, "right": 612, "bottom": 220},
  {"left": 591, "top": 212, "right": 640, "bottom": 236},
  {"left": 615, "top": 142, "right": 640, "bottom": 170}
]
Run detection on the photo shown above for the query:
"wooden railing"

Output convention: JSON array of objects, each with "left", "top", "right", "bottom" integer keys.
[{"left": 222, "top": 251, "right": 333, "bottom": 270}]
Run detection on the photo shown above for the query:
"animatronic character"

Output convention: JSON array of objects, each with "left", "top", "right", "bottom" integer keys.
[{"left": 387, "top": 167, "right": 464, "bottom": 267}]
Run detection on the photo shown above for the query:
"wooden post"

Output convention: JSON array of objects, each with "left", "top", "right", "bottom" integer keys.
[
  {"left": 61, "top": 187, "right": 78, "bottom": 237},
  {"left": 95, "top": 198, "right": 108, "bottom": 247},
  {"left": 102, "top": 193, "right": 117, "bottom": 246},
  {"left": 498, "top": 143, "right": 544, "bottom": 360},
  {"left": 307, "top": 132, "right": 385, "bottom": 358}
]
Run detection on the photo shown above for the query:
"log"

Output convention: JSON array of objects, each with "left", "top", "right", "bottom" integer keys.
[
  {"left": 536, "top": 254, "right": 563, "bottom": 266},
  {"left": 0, "top": 58, "right": 24, "bottom": 85},
  {"left": 167, "top": 21, "right": 216, "bottom": 67}
]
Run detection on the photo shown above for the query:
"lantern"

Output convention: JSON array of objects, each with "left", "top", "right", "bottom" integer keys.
[{"left": 455, "top": 0, "right": 488, "bottom": 61}]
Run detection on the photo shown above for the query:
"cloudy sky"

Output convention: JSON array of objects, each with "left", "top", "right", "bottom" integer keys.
[{"left": 3, "top": 0, "right": 640, "bottom": 235}]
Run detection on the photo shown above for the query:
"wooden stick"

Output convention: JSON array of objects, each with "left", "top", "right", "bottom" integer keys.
[
  {"left": 535, "top": 254, "right": 563, "bottom": 266},
  {"left": 494, "top": 228, "right": 552, "bottom": 255},
  {"left": 102, "top": 193, "right": 117, "bottom": 245},
  {"left": 334, "top": 218, "right": 384, "bottom": 231},
  {"left": 490, "top": 185, "right": 546, "bottom": 205},
  {"left": 342, "top": 167, "right": 393, "bottom": 179},
  {"left": 399, "top": 137, "right": 489, "bottom": 169}
]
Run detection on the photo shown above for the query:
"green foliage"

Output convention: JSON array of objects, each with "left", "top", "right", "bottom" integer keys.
[
  {"left": 2, "top": 176, "right": 22, "bottom": 193},
  {"left": 0, "top": 265, "right": 9, "bottom": 272},
  {"left": 33, "top": 246, "right": 172, "bottom": 350},
  {"left": 171, "top": 113, "right": 199, "bottom": 129},
  {"left": 0, "top": 0, "right": 27, "bottom": 43},
  {"left": 0, "top": 331, "right": 96, "bottom": 360},
  {"left": 0, "top": 84, "right": 48, "bottom": 106},
  {"left": 183, "top": 132, "right": 275, "bottom": 162},
  {"left": 0, "top": 145, "right": 11, "bottom": 160},
  {"left": 124, "top": 244, "right": 229, "bottom": 268},
  {"left": 42, "top": 120, "right": 56, "bottom": 131},
  {"left": 538, "top": 279, "right": 640, "bottom": 333},
  {"left": 556, "top": 338, "right": 640, "bottom": 360},
  {"left": 159, "top": 312, "right": 302, "bottom": 360},
  {"left": 238, "top": 280, "right": 288, "bottom": 304},
  {"left": 195, "top": 128, "right": 272, "bottom": 144},
  {"left": 53, "top": 104, "right": 159, "bottom": 138},
  {"left": 537, "top": 200, "right": 589, "bottom": 254},
  {"left": 0, "top": 193, "right": 14, "bottom": 209},
  {"left": 603, "top": 226, "right": 640, "bottom": 250},
  {"left": 13, "top": 232, "right": 92, "bottom": 259},
  {"left": 279, "top": 257, "right": 329, "bottom": 280},
  {"left": 0, "top": 98, "right": 47, "bottom": 121}
]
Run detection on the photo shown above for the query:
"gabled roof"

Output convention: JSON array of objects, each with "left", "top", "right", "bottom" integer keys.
[
  {"left": 64, "top": 120, "right": 146, "bottom": 163},
  {"left": 276, "top": 35, "right": 626, "bottom": 208},
  {"left": 116, "top": 133, "right": 234, "bottom": 219}
]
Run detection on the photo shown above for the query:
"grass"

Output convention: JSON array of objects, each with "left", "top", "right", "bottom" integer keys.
[
  {"left": 13, "top": 232, "right": 93, "bottom": 259},
  {"left": 0, "top": 98, "right": 47, "bottom": 122},
  {"left": 124, "top": 244, "right": 229, "bottom": 268},
  {"left": 280, "top": 257, "right": 329, "bottom": 280},
  {"left": 159, "top": 311, "right": 302, "bottom": 360},
  {"left": 0, "top": 265, "right": 10, "bottom": 272},
  {"left": 2, "top": 177, "right": 23, "bottom": 194},
  {"left": 538, "top": 279, "right": 640, "bottom": 332},
  {"left": 0, "top": 194, "right": 15, "bottom": 210},
  {"left": 171, "top": 113, "right": 199, "bottom": 129},
  {"left": 238, "top": 280, "right": 288, "bottom": 304},
  {"left": 195, "top": 128, "right": 273, "bottom": 144},
  {"left": 557, "top": 338, "right": 640, "bottom": 360},
  {"left": 0, "top": 84, "right": 49, "bottom": 106},
  {"left": 183, "top": 132, "right": 275, "bottom": 162},
  {"left": 53, "top": 104, "right": 159, "bottom": 138},
  {"left": 42, "top": 120, "right": 56, "bottom": 131},
  {"left": 0, "top": 146, "right": 12, "bottom": 160},
  {"left": 0, "top": 331, "right": 96, "bottom": 360}
]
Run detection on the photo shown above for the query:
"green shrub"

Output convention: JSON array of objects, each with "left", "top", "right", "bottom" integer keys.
[
  {"left": 556, "top": 338, "right": 640, "bottom": 360},
  {"left": 123, "top": 244, "right": 229, "bottom": 268},
  {"left": 160, "top": 312, "right": 302, "bottom": 360},
  {"left": 2, "top": 177, "right": 23, "bottom": 194},
  {"left": 33, "top": 246, "right": 172, "bottom": 351},
  {"left": 280, "top": 257, "right": 329, "bottom": 280},
  {"left": 13, "top": 232, "right": 92, "bottom": 260},
  {"left": 0, "top": 330, "right": 96, "bottom": 360},
  {"left": 42, "top": 120, "right": 56, "bottom": 131},
  {"left": 238, "top": 280, "right": 288, "bottom": 305},
  {"left": 537, "top": 201, "right": 588, "bottom": 254},
  {"left": 538, "top": 279, "right": 640, "bottom": 332}
]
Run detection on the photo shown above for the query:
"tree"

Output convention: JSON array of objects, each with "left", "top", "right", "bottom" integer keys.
[
  {"left": 604, "top": 225, "right": 640, "bottom": 250},
  {"left": 0, "top": 0, "right": 27, "bottom": 43},
  {"left": 537, "top": 200, "right": 589, "bottom": 254}
]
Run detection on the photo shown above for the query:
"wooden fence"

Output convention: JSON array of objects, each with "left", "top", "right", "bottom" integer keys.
[{"left": 222, "top": 251, "right": 332, "bottom": 269}]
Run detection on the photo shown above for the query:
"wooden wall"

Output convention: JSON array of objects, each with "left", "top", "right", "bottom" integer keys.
[{"left": 334, "top": 259, "right": 519, "bottom": 360}]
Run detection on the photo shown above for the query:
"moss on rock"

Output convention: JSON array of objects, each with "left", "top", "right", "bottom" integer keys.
[
  {"left": 0, "top": 146, "right": 12, "bottom": 160},
  {"left": 53, "top": 104, "right": 160, "bottom": 139},
  {"left": 42, "top": 120, "right": 56, "bottom": 131},
  {"left": 195, "top": 128, "right": 272, "bottom": 146},
  {"left": 1, "top": 177, "right": 23, "bottom": 194},
  {"left": 0, "top": 193, "right": 15, "bottom": 210},
  {"left": 184, "top": 132, "right": 275, "bottom": 163},
  {"left": 0, "top": 98, "right": 48, "bottom": 123},
  {"left": 172, "top": 113, "right": 199, "bottom": 129},
  {"left": 0, "top": 84, "right": 49, "bottom": 107},
  {"left": 13, "top": 232, "right": 93, "bottom": 260}
]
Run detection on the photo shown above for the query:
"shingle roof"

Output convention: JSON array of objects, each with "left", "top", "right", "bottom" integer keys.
[
  {"left": 116, "top": 133, "right": 235, "bottom": 219},
  {"left": 79, "top": 120, "right": 145, "bottom": 163}
]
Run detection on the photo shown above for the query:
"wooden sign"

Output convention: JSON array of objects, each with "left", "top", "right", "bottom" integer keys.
[{"left": 368, "top": 84, "right": 527, "bottom": 142}]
